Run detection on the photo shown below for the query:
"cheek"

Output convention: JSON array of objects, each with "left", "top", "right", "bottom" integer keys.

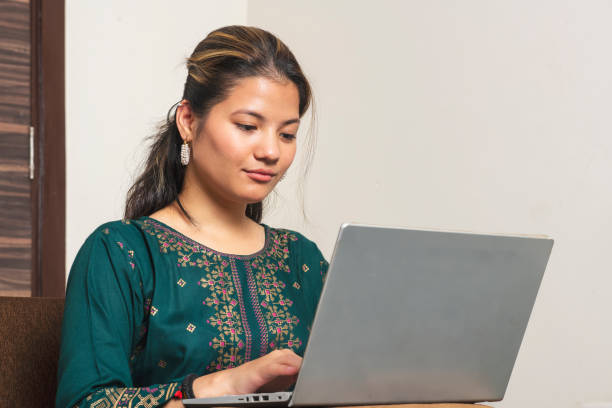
[
  {"left": 196, "top": 125, "right": 247, "bottom": 164},
  {"left": 280, "top": 144, "right": 297, "bottom": 170}
]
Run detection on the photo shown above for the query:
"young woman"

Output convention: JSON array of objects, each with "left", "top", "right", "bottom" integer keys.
[{"left": 56, "top": 25, "right": 328, "bottom": 408}]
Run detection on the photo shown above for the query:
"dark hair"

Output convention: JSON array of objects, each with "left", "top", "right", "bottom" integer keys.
[{"left": 124, "top": 25, "right": 314, "bottom": 223}]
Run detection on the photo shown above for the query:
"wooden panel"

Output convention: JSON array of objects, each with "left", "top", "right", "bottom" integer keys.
[
  {"left": 0, "top": 0, "right": 30, "bottom": 125},
  {"left": 35, "top": 0, "right": 66, "bottom": 297},
  {"left": 0, "top": 0, "right": 31, "bottom": 296},
  {"left": 0, "top": 123, "right": 30, "bottom": 295}
]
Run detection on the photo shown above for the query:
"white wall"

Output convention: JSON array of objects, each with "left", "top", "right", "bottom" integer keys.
[
  {"left": 249, "top": 1, "right": 612, "bottom": 407},
  {"left": 66, "top": 1, "right": 612, "bottom": 406},
  {"left": 65, "top": 0, "right": 247, "bottom": 272}
]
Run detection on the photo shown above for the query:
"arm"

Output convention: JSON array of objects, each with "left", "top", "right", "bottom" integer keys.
[
  {"left": 56, "top": 227, "right": 181, "bottom": 408},
  {"left": 163, "top": 348, "right": 303, "bottom": 408}
]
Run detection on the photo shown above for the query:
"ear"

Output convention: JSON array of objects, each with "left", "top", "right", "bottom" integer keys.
[{"left": 176, "top": 100, "right": 198, "bottom": 143}]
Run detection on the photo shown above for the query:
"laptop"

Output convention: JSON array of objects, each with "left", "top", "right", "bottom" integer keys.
[{"left": 184, "top": 223, "right": 554, "bottom": 407}]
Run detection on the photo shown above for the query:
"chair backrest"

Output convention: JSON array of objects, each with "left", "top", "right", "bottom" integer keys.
[{"left": 0, "top": 296, "right": 65, "bottom": 407}]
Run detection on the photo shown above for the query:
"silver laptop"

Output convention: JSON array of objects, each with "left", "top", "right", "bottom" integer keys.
[{"left": 184, "top": 223, "right": 554, "bottom": 407}]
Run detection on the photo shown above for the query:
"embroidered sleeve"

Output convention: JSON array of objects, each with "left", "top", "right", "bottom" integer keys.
[
  {"left": 56, "top": 225, "right": 153, "bottom": 408},
  {"left": 77, "top": 383, "right": 180, "bottom": 408}
]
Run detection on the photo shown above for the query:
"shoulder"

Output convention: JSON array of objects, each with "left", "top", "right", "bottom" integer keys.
[
  {"left": 91, "top": 218, "right": 147, "bottom": 240},
  {"left": 265, "top": 225, "right": 327, "bottom": 263},
  {"left": 78, "top": 218, "right": 153, "bottom": 252},
  {"left": 267, "top": 225, "right": 314, "bottom": 248},
  {"left": 69, "top": 218, "right": 152, "bottom": 280}
]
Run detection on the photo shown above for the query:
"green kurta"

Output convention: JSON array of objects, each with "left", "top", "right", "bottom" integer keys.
[{"left": 56, "top": 217, "right": 328, "bottom": 408}]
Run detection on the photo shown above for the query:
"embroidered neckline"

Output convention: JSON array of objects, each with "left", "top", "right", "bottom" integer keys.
[{"left": 140, "top": 216, "right": 272, "bottom": 260}]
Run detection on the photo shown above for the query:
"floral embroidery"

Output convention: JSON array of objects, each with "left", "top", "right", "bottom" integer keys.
[
  {"left": 280, "top": 332, "right": 303, "bottom": 349},
  {"left": 84, "top": 383, "right": 179, "bottom": 408},
  {"left": 302, "top": 264, "right": 309, "bottom": 273},
  {"left": 113, "top": 239, "right": 138, "bottom": 271},
  {"left": 227, "top": 257, "right": 253, "bottom": 363},
  {"left": 250, "top": 230, "right": 302, "bottom": 352},
  {"left": 244, "top": 260, "right": 269, "bottom": 357},
  {"left": 158, "top": 360, "right": 167, "bottom": 368},
  {"left": 150, "top": 306, "right": 158, "bottom": 316},
  {"left": 139, "top": 220, "right": 306, "bottom": 373},
  {"left": 199, "top": 258, "right": 245, "bottom": 370}
]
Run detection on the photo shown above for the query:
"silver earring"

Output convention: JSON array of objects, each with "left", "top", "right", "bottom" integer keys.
[{"left": 180, "top": 141, "right": 190, "bottom": 166}]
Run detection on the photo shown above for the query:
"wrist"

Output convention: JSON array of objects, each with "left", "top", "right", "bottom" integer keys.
[
  {"left": 192, "top": 370, "right": 235, "bottom": 398},
  {"left": 164, "top": 399, "right": 184, "bottom": 407}
]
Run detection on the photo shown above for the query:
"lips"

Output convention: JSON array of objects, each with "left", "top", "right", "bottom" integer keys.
[
  {"left": 244, "top": 169, "right": 277, "bottom": 182},
  {"left": 245, "top": 169, "right": 277, "bottom": 176}
]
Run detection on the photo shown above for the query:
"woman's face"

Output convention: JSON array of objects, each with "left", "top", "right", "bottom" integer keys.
[{"left": 181, "top": 76, "right": 300, "bottom": 206}]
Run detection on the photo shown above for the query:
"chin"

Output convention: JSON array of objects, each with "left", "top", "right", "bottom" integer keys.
[
  {"left": 244, "top": 194, "right": 269, "bottom": 204},
  {"left": 238, "top": 192, "right": 271, "bottom": 205},
  {"left": 238, "top": 185, "right": 274, "bottom": 204}
]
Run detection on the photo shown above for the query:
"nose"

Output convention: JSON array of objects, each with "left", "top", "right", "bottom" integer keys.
[{"left": 253, "top": 130, "right": 280, "bottom": 164}]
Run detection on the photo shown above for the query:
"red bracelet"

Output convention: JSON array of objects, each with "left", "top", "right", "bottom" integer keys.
[{"left": 173, "top": 389, "right": 184, "bottom": 399}]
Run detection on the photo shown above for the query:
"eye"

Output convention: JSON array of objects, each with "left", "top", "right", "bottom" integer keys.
[
  {"left": 281, "top": 133, "right": 296, "bottom": 140},
  {"left": 236, "top": 123, "right": 256, "bottom": 132}
]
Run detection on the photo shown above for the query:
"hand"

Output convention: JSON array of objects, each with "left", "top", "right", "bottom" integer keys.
[{"left": 192, "top": 349, "right": 302, "bottom": 398}]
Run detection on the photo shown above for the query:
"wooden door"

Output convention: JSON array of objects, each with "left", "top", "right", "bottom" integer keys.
[
  {"left": 0, "top": 0, "right": 32, "bottom": 296},
  {"left": 0, "top": 0, "right": 65, "bottom": 297}
]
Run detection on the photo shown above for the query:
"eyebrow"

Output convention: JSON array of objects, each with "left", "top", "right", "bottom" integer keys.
[{"left": 231, "top": 109, "right": 300, "bottom": 126}]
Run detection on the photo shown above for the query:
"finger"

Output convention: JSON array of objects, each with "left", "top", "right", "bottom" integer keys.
[
  {"left": 269, "top": 349, "right": 303, "bottom": 367},
  {"left": 259, "top": 361, "right": 300, "bottom": 382},
  {"left": 278, "top": 363, "right": 300, "bottom": 375}
]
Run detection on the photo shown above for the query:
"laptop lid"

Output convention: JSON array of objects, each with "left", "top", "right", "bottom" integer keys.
[{"left": 290, "top": 223, "right": 553, "bottom": 406}]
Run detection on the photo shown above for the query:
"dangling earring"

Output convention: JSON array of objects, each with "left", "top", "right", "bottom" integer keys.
[{"left": 180, "top": 141, "right": 190, "bottom": 166}]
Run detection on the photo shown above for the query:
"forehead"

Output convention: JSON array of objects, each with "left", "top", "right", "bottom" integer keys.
[{"left": 215, "top": 76, "right": 300, "bottom": 119}]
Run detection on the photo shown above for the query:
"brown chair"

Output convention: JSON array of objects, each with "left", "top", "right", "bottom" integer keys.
[{"left": 0, "top": 296, "right": 65, "bottom": 407}]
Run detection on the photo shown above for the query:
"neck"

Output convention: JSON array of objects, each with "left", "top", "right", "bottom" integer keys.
[{"left": 177, "top": 169, "right": 254, "bottom": 232}]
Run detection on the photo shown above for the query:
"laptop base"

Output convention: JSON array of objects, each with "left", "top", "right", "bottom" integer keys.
[{"left": 183, "top": 391, "right": 292, "bottom": 407}]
